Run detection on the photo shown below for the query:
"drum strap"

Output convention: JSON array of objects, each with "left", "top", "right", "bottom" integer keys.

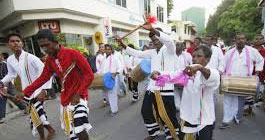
[
  {"left": 61, "top": 62, "right": 76, "bottom": 92},
  {"left": 154, "top": 90, "right": 179, "bottom": 140},
  {"left": 225, "top": 47, "right": 251, "bottom": 76}
]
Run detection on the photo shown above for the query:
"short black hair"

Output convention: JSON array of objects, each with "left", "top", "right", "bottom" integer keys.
[
  {"left": 36, "top": 29, "right": 57, "bottom": 42},
  {"left": 99, "top": 43, "right": 104, "bottom": 47},
  {"left": 128, "top": 44, "right": 135, "bottom": 49},
  {"left": 256, "top": 34, "right": 264, "bottom": 39},
  {"left": 1, "top": 52, "right": 9, "bottom": 59},
  {"left": 6, "top": 33, "right": 22, "bottom": 42},
  {"left": 205, "top": 35, "right": 213, "bottom": 40},
  {"left": 194, "top": 37, "right": 202, "bottom": 42},
  {"left": 105, "top": 44, "right": 113, "bottom": 50},
  {"left": 155, "top": 27, "right": 163, "bottom": 32},
  {"left": 194, "top": 45, "right": 212, "bottom": 58}
]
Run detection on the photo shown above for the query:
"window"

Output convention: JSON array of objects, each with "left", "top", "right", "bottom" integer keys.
[
  {"left": 184, "top": 25, "right": 187, "bottom": 34},
  {"left": 157, "top": 6, "right": 164, "bottom": 22},
  {"left": 115, "top": 0, "right": 126, "bottom": 8},
  {"left": 144, "top": 0, "right": 151, "bottom": 15}
]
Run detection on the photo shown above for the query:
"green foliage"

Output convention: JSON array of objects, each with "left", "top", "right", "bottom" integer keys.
[
  {"left": 206, "top": 0, "right": 236, "bottom": 37},
  {"left": 67, "top": 44, "right": 89, "bottom": 56},
  {"left": 167, "top": 0, "right": 174, "bottom": 17},
  {"left": 206, "top": 0, "right": 263, "bottom": 45},
  {"left": 109, "top": 38, "right": 139, "bottom": 51},
  {"left": 218, "top": 0, "right": 262, "bottom": 44},
  {"left": 55, "top": 33, "right": 89, "bottom": 56}
]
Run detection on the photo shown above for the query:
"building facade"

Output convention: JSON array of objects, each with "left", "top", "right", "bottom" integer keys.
[
  {"left": 0, "top": 0, "right": 171, "bottom": 56},
  {"left": 170, "top": 20, "right": 197, "bottom": 48},
  {"left": 181, "top": 7, "right": 205, "bottom": 36}
]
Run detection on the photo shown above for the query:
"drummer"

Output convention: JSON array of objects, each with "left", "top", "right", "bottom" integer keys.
[
  {"left": 126, "top": 44, "right": 142, "bottom": 102},
  {"left": 219, "top": 33, "right": 264, "bottom": 129},
  {"left": 99, "top": 44, "right": 123, "bottom": 116},
  {"left": 118, "top": 23, "right": 181, "bottom": 140}
]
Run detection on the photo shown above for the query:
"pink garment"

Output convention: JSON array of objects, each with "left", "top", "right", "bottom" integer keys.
[{"left": 155, "top": 71, "right": 189, "bottom": 87}]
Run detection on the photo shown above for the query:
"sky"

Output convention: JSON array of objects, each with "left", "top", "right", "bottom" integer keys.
[{"left": 169, "top": 0, "right": 223, "bottom": 23}]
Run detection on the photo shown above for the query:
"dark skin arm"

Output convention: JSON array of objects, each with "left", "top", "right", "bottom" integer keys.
[{"left": 184, "top": 64, "right": 211, "bottom": 79}]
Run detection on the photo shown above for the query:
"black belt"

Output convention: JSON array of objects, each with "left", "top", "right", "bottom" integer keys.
[{"left": 159, "top": 90, "right": 174, "bottom": 93}]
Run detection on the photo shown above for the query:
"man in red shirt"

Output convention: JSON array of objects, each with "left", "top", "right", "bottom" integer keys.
[
  {"left": 21, "top": 29, "right": 94, "bottom": 140},
  {"left": 187, "top": 37, "right": 201, "bottom": 55}
]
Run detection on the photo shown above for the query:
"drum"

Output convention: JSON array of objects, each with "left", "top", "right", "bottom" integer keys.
[
  {"left": 131, "top": 60, "right": 151, "bottom": 82},
  {"left": 90, "top": 74, "right": 104, "bottom": 89},
  {"left": 220, "top": 76, "right": 258, "bottom": 96},
  {"left": 89, "top": 73, "right": 116, "bottom": 90},
  {"left": 103, "top": 72, "right": 115, "bottom": 90}
]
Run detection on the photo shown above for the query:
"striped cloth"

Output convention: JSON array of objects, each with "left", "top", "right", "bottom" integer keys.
[{"left": 60, "top": 99, "right": 92, "bottom": 140}]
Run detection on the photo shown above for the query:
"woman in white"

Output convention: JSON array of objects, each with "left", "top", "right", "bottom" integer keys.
[{"left": 100, "top": 44, "right": 123, "bottom": 116}]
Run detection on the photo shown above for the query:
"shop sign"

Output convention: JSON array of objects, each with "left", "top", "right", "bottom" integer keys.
[
  {"left": 38, "top": 20, "right": 61, "bottom": 33},
  {"left": 103, "top": 17, "right": 112, "bottom": 37}
]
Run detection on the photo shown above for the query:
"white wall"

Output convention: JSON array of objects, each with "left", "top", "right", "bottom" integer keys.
[
  {"left": 60, "top": 19, "right": 95, "bottom": 35},
  {"left": 0, "top": 0, "right": 15, "bottom": 20},
  {"left": 12, "top": 0, "right": 62, "bottom": 10}
]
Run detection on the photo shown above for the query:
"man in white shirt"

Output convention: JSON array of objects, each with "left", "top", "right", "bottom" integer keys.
[
  {"left": 96, "top": 43, "right": 105, "bottom": 73},
  {"left": 205, "top": 36, "right": 224, "bottom": 106},
  {"left": 1, "top": 33, "right": 55, "bottom": 140},
  {"left": 99, "top": 44, "right": 123, "bottom": 116},
  {"left": 118, "top": 24, "right": 180, "bottom": 140},
  {"left": 219, "top": 33, "right": 264, "bottom": 129},
  {"left": 96, "top": 43, "right": 109, "bottom": 107},
  {"left": 177, "top": 45, "right": 220, "bottom": 140}
]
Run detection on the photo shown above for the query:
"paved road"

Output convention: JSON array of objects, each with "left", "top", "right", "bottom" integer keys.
[{"left": 0, "top": 90, "right": 265, "bottom": 140}]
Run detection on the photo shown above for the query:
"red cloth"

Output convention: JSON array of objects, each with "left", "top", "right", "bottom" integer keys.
[
  {"left": 187, "top": 45, "right": 195, "bottom": 55},
  {"left": 23, "top": 46, "right": 94, "bottom": 106},
  {"left": 253, "top": 46, "right": 265, "bottom": 82}
]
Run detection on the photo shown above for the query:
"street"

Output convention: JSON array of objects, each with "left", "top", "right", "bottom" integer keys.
[{"left": 0, "top": 90, "right": 265, "bottom": 140}]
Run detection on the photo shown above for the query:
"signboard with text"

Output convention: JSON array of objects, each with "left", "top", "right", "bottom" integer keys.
[
  {"left": 38, "top": 20, "right": 61, "bottom": 33},
  {"left": 103, "top": 17, "right": 112, "bottom": 37}
]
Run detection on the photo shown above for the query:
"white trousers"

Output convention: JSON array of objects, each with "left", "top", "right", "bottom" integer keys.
[
  {"left": 223, "top": 94, "right": 238, "bottom": 123},
  {"left": 104, "top": 76, "right": 119, "bottom": 113}
]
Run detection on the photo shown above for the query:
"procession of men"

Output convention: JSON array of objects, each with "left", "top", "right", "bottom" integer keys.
[{"left": 0, "top": 21, "right": 265, "bottom": 140}]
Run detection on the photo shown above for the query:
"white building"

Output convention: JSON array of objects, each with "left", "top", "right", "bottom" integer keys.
[
  {"left": 170, "top": 20, "right": 197, "bottom": 47},
  {"left": 0, "top": 0, "right": 171, "bottom": 56}
]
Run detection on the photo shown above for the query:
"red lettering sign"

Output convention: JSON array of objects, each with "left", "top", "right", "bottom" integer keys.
[{"left": 38, "top": 20, "right": 61, "bottom": 33}]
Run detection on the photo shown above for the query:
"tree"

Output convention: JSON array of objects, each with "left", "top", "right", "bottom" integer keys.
[
  {"left": 206, "top": 0, "right": 236, "bottom": 37},
  {"left": 167, "top": 0, "right": 174, "bottom": 17},
  {"left": 218, "top": 0, "right": 263, "bottom": 44}
]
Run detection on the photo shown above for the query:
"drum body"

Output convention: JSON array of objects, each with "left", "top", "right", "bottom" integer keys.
[
  {"left": 90, "top": 74, "right": 104, "bottom": 89},
  {"left": 131, "top": 60, "right": 151, "bottom": 82},
  {"left": 220, "top": 76, "right": 258, "bottom": 96}
]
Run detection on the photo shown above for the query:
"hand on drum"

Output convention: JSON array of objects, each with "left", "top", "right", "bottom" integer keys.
[
  {"left": 112, "top": 72, "right": 118, "bottom": 78},
  {"left": 151, "top": 71, "right": 160, "bottom": 80}
]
